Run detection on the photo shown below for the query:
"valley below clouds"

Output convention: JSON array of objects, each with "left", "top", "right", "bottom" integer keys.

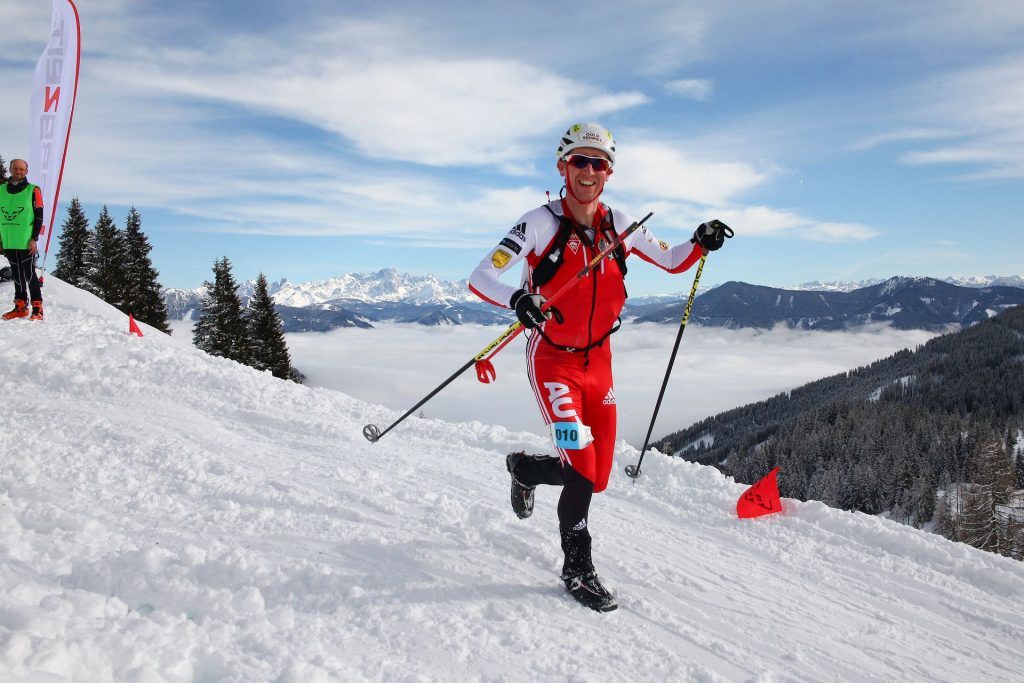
[{"left": 275, "top": 321, "right": 941, "bottom": 448}]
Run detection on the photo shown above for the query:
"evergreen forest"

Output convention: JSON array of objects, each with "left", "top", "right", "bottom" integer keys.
[{"left": 661, "top": 305, "right": 1024, "bottom": 559}]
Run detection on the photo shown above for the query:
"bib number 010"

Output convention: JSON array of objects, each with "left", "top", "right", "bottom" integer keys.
[{"left": 549, "top": 422, "right": 594, "bottom": 450}]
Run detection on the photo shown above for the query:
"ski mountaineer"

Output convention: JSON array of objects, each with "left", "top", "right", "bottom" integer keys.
[
  {"left": 0, "top": 159, "right": 45, "bottom": 321},
  {"left": 468, "top": 123, "right": 730, "bottom": 612}
]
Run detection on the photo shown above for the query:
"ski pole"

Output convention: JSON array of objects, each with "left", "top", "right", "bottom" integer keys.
[
  {"left": 623, "top": 256, "right": 706, "bottom": 480},
  {"left": 363, "top": 211, "right": 654, "bottom": 443},
  {"left": 624, "top": 222, "right": 733, "bottom": 480}
]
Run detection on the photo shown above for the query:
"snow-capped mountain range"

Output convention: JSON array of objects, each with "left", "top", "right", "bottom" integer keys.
[
  {"left": 271, "top": 268, "right": 476, "bottom": 307},
  {"left": 164, "top": 268, "right": 467, "bottom": 310},
  {"left": 791, "top": 274, "right": 1024, "bottom": 292},
  {"left": 163, "top": 269, "right": 1024, "bottom": 332}
]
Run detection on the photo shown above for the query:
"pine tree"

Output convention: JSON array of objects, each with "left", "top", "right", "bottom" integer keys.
[
  {"left": 245, "top": 273, "right": 294, "bottom": 380},
  {"left": 932, "top": 486, "right": 955, "bottom": 540},
  {"left": 83, "top": 206, "right": 128, "bottom": 308},
  {"left": 51, "top": 197, "right": 92, "bottom": 286},
  {"left": 1009, "top": 425, "right": 1024, "bottom": 489},
  {"left": 193, "top": 257, "right": 249, "bottom": 365},
  {"left": 122, "top": 207, "right": 171, "bottom": 334},
  {"left": 1016, "top": 443, "right": 1024, "bottom": 490},
  {"left": 0, "top": 155, "right": 7, "bottom": 183},
  {"left": 958, "top": 431, "right": 1017, "bottom": 555}
]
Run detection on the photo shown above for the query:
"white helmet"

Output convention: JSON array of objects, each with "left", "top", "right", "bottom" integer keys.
[{"left": 555, "top": 123, "right": 616, "bottom": 165}]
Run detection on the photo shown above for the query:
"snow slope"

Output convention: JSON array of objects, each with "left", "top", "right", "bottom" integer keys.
[{"left": 2, "top": 278, "right": 1024, "bottom": 682}]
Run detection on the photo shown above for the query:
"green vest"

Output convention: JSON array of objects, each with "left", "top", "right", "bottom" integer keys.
[{"left": 0, "top": 183, "right": 37, "bottom": 250}]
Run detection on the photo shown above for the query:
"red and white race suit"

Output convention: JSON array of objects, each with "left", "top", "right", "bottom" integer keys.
[{"left": 469, "top": 199, "right": 703, "bottom": 492}]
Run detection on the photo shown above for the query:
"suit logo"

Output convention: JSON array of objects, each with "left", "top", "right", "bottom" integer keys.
[
  {"left": 567, "top": 235, "right": 581, "bottom": 255},
  {"left": 499, "top": 237, "right": 522, "bottom": 255},
  {"left": 544, "top": 382, "right": 577, "bottom": 419},
  {"left": 510, "top": 222, "right": 526, "bottom": 240},
  {"left": 602, "top": 388, "right": 616, "bottom": 405},
  {"left": 491, "top": 249, "right": 512, "bottom": 269},
  {"left": 1, "top": 207, "right": 24, "bottom": 222}
]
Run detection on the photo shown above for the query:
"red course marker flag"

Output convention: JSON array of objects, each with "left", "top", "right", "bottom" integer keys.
[
  {"left": 129, "top": 314, "right": 143, "bottom": 337},
  {"left": 736, "top": 466, "right": 782, "bottom": 519}
]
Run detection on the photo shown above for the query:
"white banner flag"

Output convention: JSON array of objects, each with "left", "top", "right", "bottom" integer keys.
[{"left": 28, "top": 0, "right": 81, "bottom": 258}]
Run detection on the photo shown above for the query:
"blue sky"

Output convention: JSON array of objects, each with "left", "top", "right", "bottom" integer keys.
[{"left": 3, "top": 0, "right": 1023, "bottom": 294}]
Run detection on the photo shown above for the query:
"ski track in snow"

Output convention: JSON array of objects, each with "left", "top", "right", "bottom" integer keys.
[{"left": 2, "top": 279, "right": 1024, "bottom": 682}]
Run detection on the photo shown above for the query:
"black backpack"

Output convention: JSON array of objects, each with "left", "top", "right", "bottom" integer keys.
[
  {"left": 0, "top": 265, "right": 11, "bottom": 282},
  {"left": 532, "top": 204, "right": 627, "bottom": 287}
]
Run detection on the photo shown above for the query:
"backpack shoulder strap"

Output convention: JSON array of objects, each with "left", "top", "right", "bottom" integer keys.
[
  {"left": 532, "top": 204, "right": 575, "bottom": 287},
  {"left": 597, "top": 206, "right": 628, "bottom": 277}
]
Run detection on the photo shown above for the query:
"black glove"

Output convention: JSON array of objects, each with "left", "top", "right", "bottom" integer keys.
[
  {"left": 691, "top": 219, "right": 733, "bottom": 251},
  {"left": 510, "top": 288, "right": 555, "bottom": 329}
]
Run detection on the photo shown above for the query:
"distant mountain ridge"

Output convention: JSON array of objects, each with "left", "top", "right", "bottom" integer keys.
[
  {"left": 163, "top": 268, "right": 506, "bottom": 331},
  {"left": 792, "top": 274, "right": 1024, "bottom": 292},
  {"left": 163, "top": 269, "right": 1024, "bottom": 332},
  {"left": 272, "top": 268, "right": 476, "bottom": 307},
  {"left": 635, "top": 276, "right": 1024, "bottom": 330}
]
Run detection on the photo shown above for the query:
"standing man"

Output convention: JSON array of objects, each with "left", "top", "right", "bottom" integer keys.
[
  {"left": 1, "top": 159, "right": 45, "bottom": 321},
  {"left": 469, "top": 123, "right": 729, "bottom": 611}
]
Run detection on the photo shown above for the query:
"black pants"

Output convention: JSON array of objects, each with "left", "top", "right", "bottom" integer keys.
[
  {"left": 514, "top": 455, "right": 594, "bottom": 532},
  {"left": 3, "top": 250, "right": 42, "bottom": 303}
]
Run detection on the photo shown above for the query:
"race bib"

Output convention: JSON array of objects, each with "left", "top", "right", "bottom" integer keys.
[{"left": 550, "top": 422, "right": 594, "bottom": 450}]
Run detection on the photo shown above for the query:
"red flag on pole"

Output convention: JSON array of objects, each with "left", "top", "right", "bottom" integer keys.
[
  {"left": 128, "top": 314, "right": 143, "bottom": 337},
  {"left": 736, "top": 467, "right": 782, "bottom": 519}
]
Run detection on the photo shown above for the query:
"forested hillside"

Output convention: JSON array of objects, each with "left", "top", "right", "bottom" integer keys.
[{"left": 662, "top": 305, "right": 1024, "bottom": 558}]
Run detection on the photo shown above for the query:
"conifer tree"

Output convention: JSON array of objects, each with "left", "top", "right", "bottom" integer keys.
[
  {"left": 0, "top": 155, "right": 7, "bottom": 183},
  {"left": 51, "top": 197, "right": 92, "bottom": 286},
  {"left": 1008, "top": 425, "right": 1024, "bottom": 489},
  {"left": 84, "top": 206, "right": 128, "bottom": 307},
  {"left": 1016, "top": 445, "right": 1024, "bottom": 490},
  {"left": 245, "top": 273, "right": 293, "bottom": 380},
  {"left": 122, "top": 207, "right": 171, "bottom": 333},
  {"left": 932, "top": 486, "right": 956, "bottom": 541},
  {"left": 959, "top": 431, "right": 1016, "bottom": 555},
  {"left": 193, "top": 257, "right": 249, "bottom": 364}
]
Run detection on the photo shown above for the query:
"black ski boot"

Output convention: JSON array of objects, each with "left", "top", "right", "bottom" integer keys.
[
  {"left": 506, "top": 452, "right": 536, "bottom": 519},
  {"left": 560, "top": 527, "right": 617, "bottom": 612}
]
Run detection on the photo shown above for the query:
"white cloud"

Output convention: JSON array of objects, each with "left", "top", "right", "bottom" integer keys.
[
  {"left": 889, "top": 53, "right": 1024, "bottom": 178},
  {"left": 284, "top": 321, "right": 939, "bottom": 447},
  {"left": 612, "top": 140, "right": 768, "bottom": 205},
  {"left": 847, "top": 128, "right": 954, "bottom": 151},
  {"left": 102, "top": 45, "right": 648, "bottom": 168},
  {"left": 665, "top": 78, "right": 713, "bottom": 101},
  {"left": 803, "top": 222, "right": 880, "bottom": 243},
  {"left": 706, "top": 206, "right": 879, "bottom": 243},
  {"left": 901, "top": 145, "right": 1013, "bottom": 166}
]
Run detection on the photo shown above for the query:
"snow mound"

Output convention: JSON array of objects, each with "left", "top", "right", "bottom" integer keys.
[{"left": 2, "top": 278, "right": 1023, "bottom": 681}]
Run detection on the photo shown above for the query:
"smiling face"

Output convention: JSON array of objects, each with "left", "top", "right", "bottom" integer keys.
[{"left": 557, "top": 146, "right": 613, "bottom": 205}]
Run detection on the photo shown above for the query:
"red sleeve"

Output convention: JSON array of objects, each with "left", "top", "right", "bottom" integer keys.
[{"left": 32, "top": 186, "right": 44, "bottom": 237}]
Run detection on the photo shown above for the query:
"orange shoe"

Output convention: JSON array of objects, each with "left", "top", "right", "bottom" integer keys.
[
  {"left": 29, "top": 300, "right": 44, "bottom": 321},
  {"left": 2, "top": 299, "right": 28, "bottom": 320}
]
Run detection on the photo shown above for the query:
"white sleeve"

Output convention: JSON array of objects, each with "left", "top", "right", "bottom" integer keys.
[
  {"left": 618, "top": 209, "right": 703, "bottom": 273},
  {"left": 468, "top": 215, "right": 535, "bottom": 308}
]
